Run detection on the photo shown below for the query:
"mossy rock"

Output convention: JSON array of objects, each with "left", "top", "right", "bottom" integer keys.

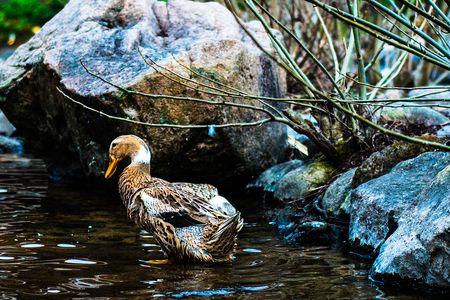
[
  {"left": 247, "top": 160, "right": 306, "bottom": 193},
  {"left": 322, "top": 168, "right": 356, "bottom": 217},
  {"left": 353, "top": 138, "right": 441, "bottom": 188},
  {"left": 273, "top": 161, "right": 336, "bottom": 202}
]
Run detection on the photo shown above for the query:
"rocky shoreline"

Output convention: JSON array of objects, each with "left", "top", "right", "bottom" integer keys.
[{"left": 248, "top": 142, "right": 450, "bottom": 291}]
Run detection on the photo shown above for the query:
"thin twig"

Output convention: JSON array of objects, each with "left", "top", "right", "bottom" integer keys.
[{"left": 56, "top": 87, "right": 273, "bottom": 129}]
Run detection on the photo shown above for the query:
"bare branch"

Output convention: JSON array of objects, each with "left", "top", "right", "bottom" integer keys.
[{"left": 56, "top": 87, "right": 273, "bottom": 129}]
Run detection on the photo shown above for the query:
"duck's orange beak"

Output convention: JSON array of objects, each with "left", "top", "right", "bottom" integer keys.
[{"left": 105, "top": 158, "right": 119, "bottom": 179}]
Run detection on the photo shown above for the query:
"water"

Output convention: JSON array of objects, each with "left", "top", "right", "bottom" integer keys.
[{"left": 0, "top": 154, "right": 430, "bottom": 299}]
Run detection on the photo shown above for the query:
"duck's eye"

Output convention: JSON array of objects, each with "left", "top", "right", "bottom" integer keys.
[{"left": 111, "top": 142, "right": 118, "bottom": 149}]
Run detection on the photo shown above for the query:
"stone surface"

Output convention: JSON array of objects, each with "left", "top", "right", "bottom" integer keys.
[
  {"left": 0, "top": 110, "right": 15, "bottom": 136},
  {"left": 273, "top": 161, "right": 336, "bottom": 202},
  {"left": 370, "top": 164, "right": 450, "bottom": 288},
  {"left": 437, "top": 125, "right": 450, "bottom": 138},
  {"left": 352, "top": 140, "right": 439, "bottom": 188},
  {"left": 0, "top": 48, "right": 15, "bottom": 61},
  {"left": 277, "top": 217, "right": 330, "bottom": 244},
  {"left": 321, "top": 168, "right": 356, "bottom": 217},
  {"left": 441, "top": 108, "right": 450, "bottom": 118},
  {"left": 409, "top": 89, "right": 450, "bottom": 100},
  {"left": 349, "top": 151, "right": 450, "bottom": 254},
  {"left": 247, "top": 160, "right": 305, "bottom": 193},
  {"left": 0, "top": 0, "right": 287, "bottom": 183},
  {"left": 378, "top": 105, "right": 449, "bottom": 127},
  {"left": 0, "top": 135, "right": 23, "bottom": 155}
]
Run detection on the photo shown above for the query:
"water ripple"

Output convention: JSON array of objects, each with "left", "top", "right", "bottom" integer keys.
[{"left": 0, "top": 155, "right": 416, "bottom": 299}]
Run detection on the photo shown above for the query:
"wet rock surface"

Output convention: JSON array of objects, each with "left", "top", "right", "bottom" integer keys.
[
  {"left": 250, "top": 150, "right": 450, "bottom": 289},
  {"left": 321, "top": 168, "right": 355, "bottom": 217},
  {"left": 273, "top": 161, "right": 336, "bottom": 202},
  {"left": 0, "top": 136, "right": 23, "bottom": 155},
  {"left": 352, "top": 140, "right": 439, "bottom": 188},
  {"left": 349, "top": 151, "right": 450, "bottom": 254},
  {"left": 247, "top": 160, "right": 305, "bottom": 193},
  {"left": 0, "top": 110, "right": 22, "bottom": 155},
  {"left": 249, "top": 159, "right": 337, "bottom": 244},
  {"left": 0, "top": 110, "right": 15, "bottom": 137},
  {"left": 0, "top": 0, "right": 286, "bottom": 183},
  {"left": 370, "top": 163, "right": 450, "bottom": 288}
]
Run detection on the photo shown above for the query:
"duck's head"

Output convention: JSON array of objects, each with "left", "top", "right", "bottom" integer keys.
[{"left": 104, "top": 135, "right": 151, "bottom": 179}]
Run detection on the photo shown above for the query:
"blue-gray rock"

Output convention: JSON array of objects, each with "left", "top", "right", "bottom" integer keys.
[
  {"left": 322, "top": 168, "right": 356, "bottom": 217},
  {"left": 349, "top": 151, "right": 450, "bottom": 253},
  {"left": 378, "top": 105, "right": 449, "bottom": 127},
  {"left": 370, "top": 164, "right": 450, "bottom": 287},
  {"left": 352, "top": 141, "right": 439, "bottom": 188},
  {"left": 0, "top": 135, "right": 23, "bottom": 155},
  {"left": 278, "top": 219, "right": 329, "bottom": 244},
  {"left": 409, "top": 89, "right": 450, "bottom": 100},
  {"left": 437, "top": 125, "right": 450, "bottom": 138},
  {"left": 273, "top": 161, "right": 336, "bottom": 201},
  {"left": 247, "top": 160, "right": 305, "bottom": 193},
  {"left": 441, "top": 108, "right": 450, "bottom": 118},
  {"left": 0, "top": 0, "right": 287, "bottom": 182},
  {"left": 0, "top": 110, "right": 15, "bottom": 136}
]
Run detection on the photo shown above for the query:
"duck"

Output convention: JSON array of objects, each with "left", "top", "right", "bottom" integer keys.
[{"left": 104, "top": 135, "right": 243, "bottom": 263}]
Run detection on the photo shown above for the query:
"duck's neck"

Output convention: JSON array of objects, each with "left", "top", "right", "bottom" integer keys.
[{"left": 118, "top": 162, "right": 152, "bottom": 205}]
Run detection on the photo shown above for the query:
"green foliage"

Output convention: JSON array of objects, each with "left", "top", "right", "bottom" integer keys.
[{"left": 0, "top": 0, "right": 67, "bottom": 43}]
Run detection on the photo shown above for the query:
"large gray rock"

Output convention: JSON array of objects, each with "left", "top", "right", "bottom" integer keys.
[
  {"left": 409, "top": 89, "right": 450, "bottom": 101},
  {"left": 349, "top": 152, "right": 450, "bottom": 253},
  {"left": 371, "top": 164, "right": 450, "bottom": 287},
  {"left": 322, "top": 168, "right": 356, "bottom": 217},
  {"left": 441, "top": 108, "right": 450, "bottom": 118},
  {"left": 0, "top": 0, "right": 286, "bottom": 182},
  {"left": 0, "top": 48, "right": 15, "bottom": 61}
]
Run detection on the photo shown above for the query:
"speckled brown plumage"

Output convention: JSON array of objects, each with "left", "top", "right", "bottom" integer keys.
[{"left": 106, "top": 135, "right": 243, "bottom": 263}]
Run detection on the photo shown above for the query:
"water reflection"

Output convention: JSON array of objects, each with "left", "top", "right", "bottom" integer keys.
[{"left": 0, "top": 154, "right": 430, "bottom": 299}]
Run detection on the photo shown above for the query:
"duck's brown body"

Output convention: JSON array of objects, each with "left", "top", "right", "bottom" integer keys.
[{"left": 117, "top": 162, "right": 243, "bottom": 263}]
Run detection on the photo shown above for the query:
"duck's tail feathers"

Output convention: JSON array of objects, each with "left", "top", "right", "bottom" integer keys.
[{"left": 203, "top": 212, "right": 243, "bottom": 259}]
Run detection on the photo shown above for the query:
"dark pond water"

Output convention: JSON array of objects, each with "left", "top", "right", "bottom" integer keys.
[{"left": 0, "top": 154, "right": 431, "bottom": 299}]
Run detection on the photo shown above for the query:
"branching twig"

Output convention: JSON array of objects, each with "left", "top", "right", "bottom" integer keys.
[{"left": 56, "top": 87, "right": 273, "bottom": 129}]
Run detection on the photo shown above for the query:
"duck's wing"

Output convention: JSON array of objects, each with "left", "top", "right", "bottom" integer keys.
[
  {"left": 171, "top": 183, "right": 237, "bottom": 216},
  {"left": 171, "top": 182, "right": 218, "bottom": 200},
  {"left": 135, "top": 184, "right": 224, "bottom": 227},
  {"left": 202, "top": 212, "right": 244, "bottom": 260}
]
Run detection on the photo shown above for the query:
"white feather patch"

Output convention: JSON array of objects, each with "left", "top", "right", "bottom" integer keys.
[
  {"left": 132, "top": 146, "right": 151, "bottom": 164},
  {"left": 209, "top": 195, "right": 236, "bottom": 216}
]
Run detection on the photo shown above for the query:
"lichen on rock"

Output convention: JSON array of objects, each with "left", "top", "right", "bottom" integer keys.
[
  {"left": 273, "top": 161, "right": 336, "bottom": 202},
  {"left": 0, "top": 0, "right": 287, "bottom": 183},
  {"left": 321, "top": 168, "right": 356, "bottom": 217}
]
